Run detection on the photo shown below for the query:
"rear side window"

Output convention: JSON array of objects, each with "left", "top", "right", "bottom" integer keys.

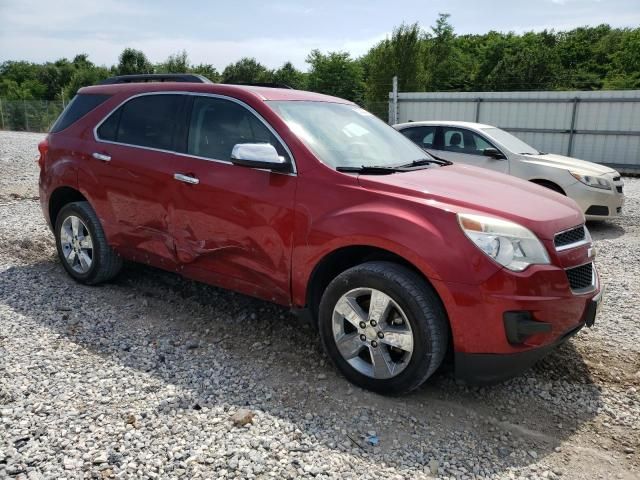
[
  {"left": 50, "top": 94, "right": 110, "bottom": 133},
  {"left": 97, "top": 94, "right": 184, "bottom": 151},
  {"left": 401, "top": 126, "right": 436, "bottom": 148}
]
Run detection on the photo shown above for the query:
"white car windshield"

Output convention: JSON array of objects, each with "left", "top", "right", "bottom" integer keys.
[
  {"left": 482, "top": 127, "right": 540, "bottom": 155},
  {"left": 267, "top": 101, "right": 432, "bottom": 168}
]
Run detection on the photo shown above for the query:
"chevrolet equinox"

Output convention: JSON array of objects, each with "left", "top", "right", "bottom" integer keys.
[{"left": 38, "top": 74, "right": 604, "bottom": 394}]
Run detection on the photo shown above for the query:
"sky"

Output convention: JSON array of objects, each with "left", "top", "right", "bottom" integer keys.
[{"left": 1, "top": 0, "right": 639, "bottom": 71}]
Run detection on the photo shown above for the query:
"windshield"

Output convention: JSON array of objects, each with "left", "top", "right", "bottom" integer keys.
[
  {"left": 481, "top": 127, "right": 540, "bottom": 155},
  {"left": 267, "top": 101, "right": 431, "bottom": 168}
]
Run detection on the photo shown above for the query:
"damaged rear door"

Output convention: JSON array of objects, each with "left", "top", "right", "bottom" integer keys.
[
  {"left": 92, "top": 93, "right": 187, "bottom": 268},
  {"left": 170, "top": 94, "right": 297, "bottom": 304}
]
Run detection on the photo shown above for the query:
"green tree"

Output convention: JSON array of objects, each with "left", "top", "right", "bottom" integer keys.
[
  {"left": 116, "top": 48, "right": 153, "bottom": 75},
  {"left": 362, "top": 23, "right": 424, "bottom": 115},
  {"left": 157, "top": 50, "right": 190, "bottom": 73},
  {"left": 272, "top": 62, "right": 306, "bottom": 89},
  {"left": 604, "top": 28, "right": 640, "bottom": 88},
  {"left": 190, "top": 63, "right": 221, "bottom": 82},
  {"left": 306, "top": 50, "right": 364, "bottom": 102},
  {"left": 423, "top": 13, "right": 471, "bottom": 91},
  {"left": 221, "top": 57, "right": 273, "bottom": 84}
]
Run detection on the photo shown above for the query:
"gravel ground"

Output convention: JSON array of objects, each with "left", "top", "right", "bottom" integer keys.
[{"left": 0, "top": 130, "right": 638, "bottom": 480}]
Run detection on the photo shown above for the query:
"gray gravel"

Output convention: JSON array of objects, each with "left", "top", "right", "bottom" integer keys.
[{"left": 0, "top": 130, "right": 638, "bottom": 479}]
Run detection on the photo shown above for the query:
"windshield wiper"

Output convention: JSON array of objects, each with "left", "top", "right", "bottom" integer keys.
[
  {"left": 336, "top": 165, "right": 408, "bottom": 175},
  {"left": 395, "top": 155, "right": 452, "bottom": 168},
  {"left": 519, "top": 152, "right": 539, "bottom": 155}
]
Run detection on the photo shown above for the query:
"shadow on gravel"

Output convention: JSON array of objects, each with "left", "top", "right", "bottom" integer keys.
[
  {"left": 587, "top": 220, "right": 626, "bottom": 240},
  {"left": 0, "top": 260, "right": 603, "bottom": 476}
]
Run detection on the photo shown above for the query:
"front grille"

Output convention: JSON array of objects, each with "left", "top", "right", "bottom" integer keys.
[
  {"left": 554, "top": 226, "right": 586, "bottom": 248},
  {"left": 566, "top": 263, "right": 593, "bottom": 291},
  {"left": 616, "top": 186, "right": 623, "bottom": 194}
]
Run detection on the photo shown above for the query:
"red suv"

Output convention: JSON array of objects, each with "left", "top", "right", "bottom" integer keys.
[{"left": 38, "top": 74, "right": 604, "bottom": 394}]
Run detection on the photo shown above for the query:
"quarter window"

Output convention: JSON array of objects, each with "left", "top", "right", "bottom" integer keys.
[
  {"left": 97, "top": 94, "right": 184, "bottom": 150},
  {"left": 51, "top": 94, "right": 110, "bottom": 133},
  {"left": 187, "top": 96, "right": 289, "bottom": 162}
]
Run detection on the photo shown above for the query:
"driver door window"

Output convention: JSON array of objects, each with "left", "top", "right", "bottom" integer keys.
[
  {"left": 442, "top": 127, "right": 498, "bottom": 156},
  {"left": 187, "top": 97, "right": 289, "bottom": 162},
  {"left": 438, "top": 127, "right": 508, "bottom": 173}
]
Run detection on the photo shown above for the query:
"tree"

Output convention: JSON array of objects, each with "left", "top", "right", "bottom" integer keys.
[
  {"left": 190, "top": 63, "right": 221, "bottom": 82},
  {"left": 272, "top": 62, "right": 306, "bottom": 89},
  {"left": 116, "top": 48, "right": 153, "bottom": 75},
  {"left": 362, "top": 23, "right": 424, "bottom": 115},
  {"left": 158, "top": 50, "right": 190, "bottom": 73},
  {"left": 221, "top": 57, "right": 273, "bottom": 84},
  {"left": 423, "top": 13, "right": 470, "bottom": 91},
  {"left": 604, "top": 28, "right": 640, "bottom": 88},
  {"left": 306, "top": 50, "right": 364, "bottom": 102}
]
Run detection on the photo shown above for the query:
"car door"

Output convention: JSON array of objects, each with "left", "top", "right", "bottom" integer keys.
[
  {"left": 91, "top": 93, "right": 186, "bottom": 267},
  {"left": 170, "top": 95, "right": 297, "bottom": 304},
  {"left": 431, "top": 126, "right": 509, "bottom": 174}
]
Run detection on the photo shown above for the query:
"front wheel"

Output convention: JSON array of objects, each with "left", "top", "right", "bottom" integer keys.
[
  {"left": 55, "top": 201, "right": 122, "bottom": 284},
  {"left": 318, "top": 261, "right": 449, "bottom": 394}
]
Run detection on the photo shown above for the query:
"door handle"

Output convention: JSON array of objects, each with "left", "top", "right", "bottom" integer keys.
[
  {"left": 174, "top": 173, "right": 199, "bottom": 185},
  {"left": 92, "top": 152, "right": 111, "bottom": 162}
]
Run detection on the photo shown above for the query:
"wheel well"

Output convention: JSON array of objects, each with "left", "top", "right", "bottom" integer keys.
[
  {"left": 530, "top": 179, "right": 565, "bottom": 195},
  {"left": 306, "top": 246, "right": 426, "bottom": 321},
  {"left": 49, "top": 187, "right": 87, "bottom": 227}
]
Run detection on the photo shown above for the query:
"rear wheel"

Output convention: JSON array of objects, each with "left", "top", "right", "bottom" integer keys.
[
  {"left": 55, "top": 201, "right": 122, "bottom": 284},
  {"left": 318, "top": 261, "right": 448, "bottom": 394}
]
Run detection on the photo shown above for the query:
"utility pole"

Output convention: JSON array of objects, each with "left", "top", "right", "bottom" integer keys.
[
  {"left": 23, "top": 99, "right": 29, "bottom": 131},
  {"left": 391, "top": 75, "right": 399, "bottom": 125}
]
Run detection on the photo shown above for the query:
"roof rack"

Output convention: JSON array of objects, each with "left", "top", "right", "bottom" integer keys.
[
  {"left": 99, "top": 74, "right": 213, "bottom": 85},
  {"left": 225, "top": 82, "right": 293, "bottom": 89}
]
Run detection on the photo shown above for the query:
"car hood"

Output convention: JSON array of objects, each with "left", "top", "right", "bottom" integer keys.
[
  {"left": 358, "top": 164, "right": 583, "bottom": 240},
  {"left": 521, "top": 153, "right": 616, "bottom": 176}
]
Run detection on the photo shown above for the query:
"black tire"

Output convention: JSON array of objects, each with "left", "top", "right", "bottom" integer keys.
[
  {"left": 318, "top": 261, "right": 448, "bottom": 394},
  {"left": 532, "top": 180, "right": 565, "bottom": 195},
  {"left": 54, "top": 201, "right": 122, "bottom": 285}
]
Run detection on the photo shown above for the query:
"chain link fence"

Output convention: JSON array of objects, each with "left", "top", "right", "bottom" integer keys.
[{"left": 0, "top": 99, "right": 65, "bottom": 133}]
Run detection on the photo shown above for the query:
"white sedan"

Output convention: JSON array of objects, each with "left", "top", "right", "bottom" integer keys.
[{"left": 394, "top": 121, "right": 624, "bottom": 220}]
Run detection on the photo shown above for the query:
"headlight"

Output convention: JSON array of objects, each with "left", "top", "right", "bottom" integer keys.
[
  {"left": 457, "top": 213, "right": 550, "bottom": 272},
  {"left": 570, "top": 171, "right": 611, "bottom": 190}
]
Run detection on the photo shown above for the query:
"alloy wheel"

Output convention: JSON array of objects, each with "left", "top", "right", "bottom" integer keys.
[{"left": 331, "top": 287, "right": 414, "bottom": 379}]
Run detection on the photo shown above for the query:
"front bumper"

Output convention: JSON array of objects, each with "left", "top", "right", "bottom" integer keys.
[
  {"left": 431, "top": 258, "right": 603, "bottom": 383},
  {"left": 454, "top": 284, "right": 604, "bottom": 384},
  {"left": 565, "top": 179, "right": 624, "bottom": 220}
]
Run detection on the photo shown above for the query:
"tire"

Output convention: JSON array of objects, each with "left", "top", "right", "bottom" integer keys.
[
  {"left": 54, "top": 201, "right": 122, "bottom": 285},
  {"left": 318, "top": 261, "right": 448, "bottom": 394}
]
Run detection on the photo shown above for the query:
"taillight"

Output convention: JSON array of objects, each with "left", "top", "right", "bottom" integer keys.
[{"left": 37, "top": 138, "right": 49, "bottom": 170}]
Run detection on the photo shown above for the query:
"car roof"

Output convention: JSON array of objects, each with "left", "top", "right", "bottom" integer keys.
[
  {"left": 79, "top": 82, "right": 353, "bottom": 104},
  {"left": 394, "top": 120, "right": 495, "bottom": 130}
]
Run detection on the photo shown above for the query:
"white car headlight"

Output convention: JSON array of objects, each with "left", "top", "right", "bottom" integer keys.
[
  {"left": 457, "top": 213, "right": 550, "bottom": 272},
  {"left": 570, "top": 171, "right": 611, "bottom": 190}
]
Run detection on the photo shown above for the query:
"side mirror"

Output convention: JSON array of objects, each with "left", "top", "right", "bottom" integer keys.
[
  {"left": 483, "top": 147, "right": 506, "bottom": 159},
  {"left": 230, "top": 143, "right": 289, "bottom": 171}
]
